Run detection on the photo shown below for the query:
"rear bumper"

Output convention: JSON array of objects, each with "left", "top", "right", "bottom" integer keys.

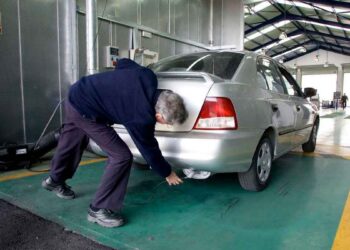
[{"left": 114, "top": 127, "right": 262, "bottom": 173}]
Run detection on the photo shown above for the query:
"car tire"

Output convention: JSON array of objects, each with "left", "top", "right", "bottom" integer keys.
[
  {"left": 238, "top": 137, "right": 273, "bottom": 192},
  {"left": 302, "top": 120, "right": 319, "bottom": 153}
]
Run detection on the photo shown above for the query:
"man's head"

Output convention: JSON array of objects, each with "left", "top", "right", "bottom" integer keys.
[{"left": 155, "top": 90, "right": 188, "bottom": 125}]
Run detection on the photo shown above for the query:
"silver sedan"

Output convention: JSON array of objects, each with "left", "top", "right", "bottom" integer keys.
[{"left": 92, "top": 51, "right": 319, "bottom": 191}]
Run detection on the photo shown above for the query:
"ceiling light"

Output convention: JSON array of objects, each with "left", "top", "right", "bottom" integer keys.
[
  {"left": 299, "top": 47, "right": 307, "bottom": 53},
  {"left": 245, "top": 20, "right": 291, "bottom": 42},
  {"left": 324, "top": 51, "right": 329, "bottom": 67},
  {"left": 279, "top": 32, "right": 288, "bottom": 40},
  {"left": 314, "top": 54, "right": 319, "bottom": 62},
  {"left": 254, "top": 34, "right": 303, "bottom": 53}
]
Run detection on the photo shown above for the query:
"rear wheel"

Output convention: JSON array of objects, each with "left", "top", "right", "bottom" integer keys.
[
  {"left": 238, "top": 137, "right": 273, "bottom": 191},
  {"left": 302, "top": 120, "right": 319, "bottom": 153}
]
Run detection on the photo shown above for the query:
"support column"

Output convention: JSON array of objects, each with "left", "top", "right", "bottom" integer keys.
[
  {"left": 86, "top": 0, "right": 98, "bottom": 75},
  {"left": 208, "top": 0, "right": 214, "bottom": 46},
  {"left": 296, "top": 68, "right": 302, "bottom": 87},
  {"left": 337, "top": 66, "right": 344, "bottom": 93}
]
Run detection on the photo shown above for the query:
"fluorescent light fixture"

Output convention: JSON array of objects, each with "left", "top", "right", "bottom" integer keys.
[
  {"left": 299, "top": 46, "right": 307, "bottom": 53},
  {"left": 245, "top": 1, "right": 350, "bottom": 17},
  {"left": 298, "top": 20, "right": 350, "bottom": 32},
  {"left": 245, "top": 1, "right": 349, "bottom": 43},
  {"left": 255, "top": 34, "right": 303, "bottom": 53},
  {"left": 250, "top": 1, "right": 271, "bottom": 13},
  {"left": 273, "top": 46, "right": 306, "bottom": 59},
  {"left": 277, "top": 0, "right": 350, "bottom": 15},
  {"left": 246, "top": 18, "right": 348, "bottom": 44},
  {"left": 245, "top": 20, "right": 291, "bottom": 42}
]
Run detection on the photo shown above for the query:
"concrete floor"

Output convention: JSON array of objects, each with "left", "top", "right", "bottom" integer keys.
[
  {"left": 0, "top": 108, "right": 349, "bottom": 250},
  {"left": 0, "top": 199, "right": 113, "bottom": 250}
]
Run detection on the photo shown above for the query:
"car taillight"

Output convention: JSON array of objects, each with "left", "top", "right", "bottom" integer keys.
[{"left": 193, "top": 97, "right": 238, "bottom": 130}]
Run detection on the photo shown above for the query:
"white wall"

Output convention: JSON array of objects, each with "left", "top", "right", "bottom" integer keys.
[
  {"left": 284, "top": 50, "right": 350, "bottom": 68},
  {"left": 284, "top": 49, "right": 350, "bottom": 93}
]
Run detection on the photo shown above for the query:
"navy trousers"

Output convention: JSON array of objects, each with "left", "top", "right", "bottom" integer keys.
[{"left": 50, "top": 101, "right": 133, "bottom": 211}]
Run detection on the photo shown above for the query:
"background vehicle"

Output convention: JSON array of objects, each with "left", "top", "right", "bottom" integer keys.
[
  {"left": 310, "top": 94, "right": 320, "bottom": 109},
  {"left": 92, "top": 51, "right": 319, "bottom": 191}
]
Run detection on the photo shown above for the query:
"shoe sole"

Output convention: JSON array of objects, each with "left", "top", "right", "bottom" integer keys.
[
  {"left": 41, "top": 180, "right": 75, "bottom": 200},
  {"left": 87, "top": 214, "right": 124, "bottom": 228}
]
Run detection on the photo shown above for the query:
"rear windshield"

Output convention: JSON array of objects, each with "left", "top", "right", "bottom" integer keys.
[{"left": 149, "top": 52, "right": 244, "bottom": 80}]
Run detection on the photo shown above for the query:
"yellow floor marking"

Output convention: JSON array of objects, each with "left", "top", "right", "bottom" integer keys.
[
  {"left": 0, "top": 158, "right": 106, "bottom": 183},
  {"left": 291, "top": 144, "right": 350, "bottom": 160},
  {"left": 332, "top": 192, "right": 350, "bottom": 250}
]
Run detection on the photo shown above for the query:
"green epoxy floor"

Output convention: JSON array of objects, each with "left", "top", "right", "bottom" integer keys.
[
  {"left": 1, "top": 109, "right": 350, "bottom": 250},
  {"left": 0, "top": 153, "right": 349, "bottom": 250}
]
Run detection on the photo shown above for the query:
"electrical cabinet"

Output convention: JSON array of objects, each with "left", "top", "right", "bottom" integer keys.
[{"left": 104, "top": 46, "right": 119, "bottom": 68}]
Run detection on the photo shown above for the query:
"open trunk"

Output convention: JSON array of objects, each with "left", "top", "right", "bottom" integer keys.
[
  {"left": 113, "top": 71, "right": 219, "bottom": 132},
  {"left": 155, "top": 72, "right": 219, "bottom": 132}
]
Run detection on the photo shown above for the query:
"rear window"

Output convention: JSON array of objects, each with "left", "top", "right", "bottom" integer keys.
[{"left": 150, "top": 52, "right": 244, "bottom": 80}]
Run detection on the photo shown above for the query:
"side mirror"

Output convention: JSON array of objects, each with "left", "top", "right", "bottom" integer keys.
[{"left": 304, "top": 87, "right": 317, "bottom": 98}]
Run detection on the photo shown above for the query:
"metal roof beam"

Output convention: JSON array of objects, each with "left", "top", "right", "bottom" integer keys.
[
  {"left": 271, "top": 3, "right": 309, "bottom": 54},
  {"left": 284, "top": 44, "right": 350, "bottom": 63},
  {"left": 284, "top": 47, "right": 318, "bottom": 62},
  {"left": 288, "top": 13, "right": 350, "bottom": 30},
  {"left": 246, "top": 13, "right": 350, "bottom": 36},
  {"left": 313, "top": 40, "right": 350, "bottom": 51},
  {"left": 252, "top": 30, "right": 301, "bottom": 51},
  {"left": 270, "top": 40, "right": 350, "bottom": 59},
  {"left": 304, "top": 30, "right": 350, "bottom": 43},
  {"left": 300, "top": 0, "right": 350, "bottom": 9},
  {"left": 312, "top": 7, "right": 344, "bottom": 54},
  {"left": 245, "top": 14, "right": 284, "bottom": 35},
  {"left": 270, "top": 40, "right": 313, "bottom": 58},
  {"left": 319, "top": 45, "right": 350, "bottom": 56}
]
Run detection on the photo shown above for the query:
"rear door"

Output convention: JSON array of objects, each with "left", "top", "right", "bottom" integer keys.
[
  {"left": 257, "top": 57, "right": 296, "bottom": 155},
  {"left": 278, "top": 67, "right": 315, "bottom": 146}
]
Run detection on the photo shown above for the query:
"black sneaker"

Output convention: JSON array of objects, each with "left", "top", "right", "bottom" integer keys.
[
  {"left": 87, "top": 208, "right": 125, "bottom": 228},
  {"left": 41, "top": 176, "right": 75, "bottom": 200}
]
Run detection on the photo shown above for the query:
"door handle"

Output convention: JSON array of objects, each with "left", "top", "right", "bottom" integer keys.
[
  {"left": 296, "top": 105, "right": 301, "bottom": 111},
  {"left": 271, "top": 104, "right": 279, "bottom": 112}
]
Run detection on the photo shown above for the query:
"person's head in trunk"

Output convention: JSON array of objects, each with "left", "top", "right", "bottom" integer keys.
[{"left": 155, "top": 90, "right": 188, "bottom": 125}]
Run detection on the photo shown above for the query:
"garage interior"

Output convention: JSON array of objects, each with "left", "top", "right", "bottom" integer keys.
[{"left": 0, "top": 0, "right": 350, "bottom": 249}]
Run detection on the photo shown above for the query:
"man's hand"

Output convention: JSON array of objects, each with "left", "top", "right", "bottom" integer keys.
[{"left": 166, "top": 171, "right": 183, "bottom": 186}]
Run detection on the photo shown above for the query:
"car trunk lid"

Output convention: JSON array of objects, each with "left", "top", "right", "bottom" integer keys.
[
  {"left": 112, "top": 72, "right": 218, "bottom": 132},
  {"left": 155, "top": 72, "right": 218, "bottom": 132}
]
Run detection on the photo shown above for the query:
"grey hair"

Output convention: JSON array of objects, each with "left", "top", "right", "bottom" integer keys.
[{"left": 155, "top": 90, "right": 188, "bottom": 125}]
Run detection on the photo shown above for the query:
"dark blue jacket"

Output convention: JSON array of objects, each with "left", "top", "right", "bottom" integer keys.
[{"left": 68, "top": 59, "right": 171, "bottom": 178}]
